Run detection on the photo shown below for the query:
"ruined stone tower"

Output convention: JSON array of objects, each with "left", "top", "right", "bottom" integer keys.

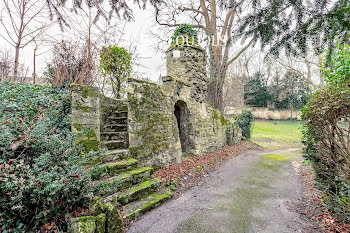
[{"left": 163, "top": 42, "right": 208, "bottom": 103}]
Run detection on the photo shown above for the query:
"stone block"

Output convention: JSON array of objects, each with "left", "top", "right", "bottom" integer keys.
[
  {"left": 105, "top": 203, "right": 124, "bottom": 233},
  {"left": 70, "top": 216, "right": 96, "bottom": 233},
  {"left": 95, "top": 213, "right": 106, "bottom": 233}
]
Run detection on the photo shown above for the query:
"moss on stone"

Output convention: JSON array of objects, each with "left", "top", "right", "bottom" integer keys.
[
  {"left": 106, "top": 158, "right": 138, "bottom": 176},
  {"left": 106, "top": 158, "right": 138, "bottom": 170},
  {"left": 80, "top": 137, "right": 99, "bottom": 153},
  {"left": 129, "top": 167, "right": 153, "bottom": 175},
  {"left": 94, "top": 213, "right": 106, "bottom": 233},
  {"left": 81, "top": 85, "right": 99, "bottom": 98},
  {"left": 127, "top": 192, "right": 172, "bottom": 220},
  {"left": 70, "top": 216, "right": 96, "bottom": 233},
  {"left": 76, "top": 105, "right": 93, "bottom": 112},
  {"left": 72, "top": 123, "right": 83, "bottom": 132},
  {"left": 105, "top": 203, "right": 124, "bottom": 233},
  {"left": 89, "top": 198, "right": 105, "bottom": 216},
  {"left": 118, "top": 180, "right": 154, "bottom": 204},
  {"left": 93, "top": 167, "right": 153, "bottom": 196}
]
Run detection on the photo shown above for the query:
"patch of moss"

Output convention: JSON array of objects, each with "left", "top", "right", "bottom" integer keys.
[
  {"left": 94, "top": 213, "right": 106, "bottom": 233},
  {"left": 72, "top": 123, "right": 83, "bottom": 131},
  {"left": 129, "top": 167, "right": 153, "bottom": 176},
  {"left": 263, "top": 153, "right": 299, "bottom": 161},
  {"left": 80, "top": 85, "right": 99, "bottom": 98},
  {"left": 79, "top": 137, "right": 99, "bottom": 153},
  {"left": 128, "top": 193, "right": 171, "bottom": 220},
  {"left": 107, "top": 158, "right": 137, "bottom": 169},
  {"left": 118, "top": 180, "right": 154, "bottom": 204},
  {"left": 76, "top": 105, "right": 93, "bottom": 112},
  {"left": 70, "top": 216, "right": 96, "bottom": 233},
  {"left": 93, "top": 167, "right": 153, "bottom": 196}
]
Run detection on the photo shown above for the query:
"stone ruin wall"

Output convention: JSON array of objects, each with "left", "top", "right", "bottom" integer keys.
[
  {"left": 128, "top": 78, "right": 241, "bottom": 167},
  {"left": 71, "top": 44, "right": 242, "bottom": 167},
  {"left": 128, "top": 44, "right": 241, "bottom": 167}
]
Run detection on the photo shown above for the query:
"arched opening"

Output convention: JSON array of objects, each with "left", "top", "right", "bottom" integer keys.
[{"left": 174, "top": 100, "right": 191, "bottom": 153}]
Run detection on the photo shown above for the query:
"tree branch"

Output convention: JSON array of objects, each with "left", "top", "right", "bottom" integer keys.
[{"left": 227, "top": 38, "right": 254, "bottom": 68}]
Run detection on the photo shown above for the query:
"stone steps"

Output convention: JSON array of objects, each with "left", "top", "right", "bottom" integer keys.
[
  {"left": 121, "top": 191, "right": 173, "bottom": 220},
  {"left": 104, "top": 111, "right": 128, "bottom": 119},
  {"left": 100, "top": 132, "right": 128, "bottom": 141},
  {"left": 101, "top": 140, "right": 129, "bottom": 150},
  {"left": 93, "top": 167, "right": 154, "bottom": 197},
  {"left": 103, "top": 117, "right": 128, "bottom": 125},
  {"left": 86, "top": 149, "right": 129, "bottom": 165},
  {"left": 89, "top": 158, "right": 138, "bottom": 180},
  {"left": 104, "top": 179, "right": 161, "bottom": 205},
  {"left": 101, "top": 124, "right": 128, "bottom": 132},
  {"left": 86, "top": 99, "right": 174, "bottom": 231}
]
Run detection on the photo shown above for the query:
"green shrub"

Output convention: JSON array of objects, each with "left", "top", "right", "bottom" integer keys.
[
  {"left": 302, "top": 85, "right": 350, "bottom": 221},
  {"left": 171, "top": 24, "right": 198, "bottom": 43},
  {"left": 234, "top": 110, "right": 253, "bottom": 139},
  {"left": 99, "top": 46, "right": 131, "bottom": 98},
  {"left": 0, "top": 82, "right": 95, "bottom": 231},
  {"left": 322, "top": 43, "right": 350, "bottom": 88},
  {"left": 302, "top": 44, "right": 350, "bottom": 221}
]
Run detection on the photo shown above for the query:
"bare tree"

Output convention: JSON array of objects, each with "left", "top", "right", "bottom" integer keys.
[
  {"left": 0, "top": 49, "right": 13, "bottom": 81},
  {"left": 153, "top": 0, "right": 255, "bottom": 112},
  {"left": 17, "top": 63, "right": 29, "bottom": 83},
  {"left": 0, "top": 0, "right": 52, "bottom": 82},
  {"left": 272, "top": 55, "right": 322, "bottom": 89}
]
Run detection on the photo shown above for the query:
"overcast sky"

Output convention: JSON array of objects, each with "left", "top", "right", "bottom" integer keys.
[{"left": 0, "top": 3, "right": 169, "bottom": 82}]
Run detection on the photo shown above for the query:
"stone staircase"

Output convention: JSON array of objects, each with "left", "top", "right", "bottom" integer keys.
[{"left": 88, "top": 97, "right": 173, "bottom": 221}]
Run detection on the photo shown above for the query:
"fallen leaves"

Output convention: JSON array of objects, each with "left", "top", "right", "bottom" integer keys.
[
  {"left": 295, "top": 161, "right": 350, "bottom": 233},
  {"left": 43, "top": 222, "right": 55, "bottom": 231},
  {"left": 70, "top": 207, "right": 89, "bottom": 218},
  {"left": 155, "top": 141, "right": 259, "bottom": 184}
]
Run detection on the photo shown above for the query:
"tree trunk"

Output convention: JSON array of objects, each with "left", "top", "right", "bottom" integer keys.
[
  {"left": 13, "top": 44, "right": 20, "bottom": 82},
  {"left": 33, "top": 47, "right": 37, "bottom": 84}
]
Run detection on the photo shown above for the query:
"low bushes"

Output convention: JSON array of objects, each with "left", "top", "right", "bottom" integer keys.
[
  {"left": 302, "top": 44, "right": 350, "bottom": 221},
  {"left": 0, "top": 82, "right": 95, "bottom": 231},
  {"left": 234, "top": 110, "right": 253, "bottom": 139},
  {"left": 302, "top": 85, "right": 350, "bottom": 220}
]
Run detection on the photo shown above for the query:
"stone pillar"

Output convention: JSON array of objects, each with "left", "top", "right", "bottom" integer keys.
[
  {"left": 164, "top": 44, "right": 208, "bottom": 103},
  {"left": 71, "top": 84, "right": 100, "bottom": 152}
]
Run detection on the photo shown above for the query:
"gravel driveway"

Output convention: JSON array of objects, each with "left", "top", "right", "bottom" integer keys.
[{"left": 128, "top": 148, "right": 309, "bottom": 233}]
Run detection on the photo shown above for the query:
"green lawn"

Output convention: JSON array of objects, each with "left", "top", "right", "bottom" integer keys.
[{"left": 251, "top": 120, "right": 303, "bottom": 149}]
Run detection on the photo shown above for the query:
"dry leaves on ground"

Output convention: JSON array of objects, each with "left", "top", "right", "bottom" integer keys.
[{"left": 154, "top": 141, "right": 261, "bottom": 196}]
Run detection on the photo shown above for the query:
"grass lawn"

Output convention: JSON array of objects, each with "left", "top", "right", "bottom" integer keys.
[{"left": 251, "top": 119, "right": 303, "bottom": 149}]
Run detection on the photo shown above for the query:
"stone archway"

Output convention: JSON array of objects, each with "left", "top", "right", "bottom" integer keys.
[{"left": 174, "top": 100, "right": 191, "bottom": 153}]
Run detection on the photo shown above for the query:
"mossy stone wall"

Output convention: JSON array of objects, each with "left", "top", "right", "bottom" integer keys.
[
  {"left": 128, "top": 45, "right": 241, "bottom": 166},
  {"left": 70, "top": 45, "right": 241, "bottom": 166},
  {"left": 71, "top": 84, "right": 101, "bottom": 153},
  {"left": 128, "top": 79, "right": 182, "bottom": 166}
]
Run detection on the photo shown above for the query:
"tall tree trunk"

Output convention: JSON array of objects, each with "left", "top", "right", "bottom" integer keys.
[
  {"left": 33, "top": 47, "right": 37, "bottom": 84},
  {"left": 13, "top": 44, "right": 20, "bottom": 82}
]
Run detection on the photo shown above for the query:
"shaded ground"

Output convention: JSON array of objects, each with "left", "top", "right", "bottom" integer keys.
[
  {"left": 251, "top": 120, "right": 302, "bottom": 149},
  {"left": 128, "top": 148, "right": 316, "bottom": 233}
]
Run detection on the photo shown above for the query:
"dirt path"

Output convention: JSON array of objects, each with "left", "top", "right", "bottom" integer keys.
[{"left": 127, "top": 148, "right": 312, "bottom": 233}]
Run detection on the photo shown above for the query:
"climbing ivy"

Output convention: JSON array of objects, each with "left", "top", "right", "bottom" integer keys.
[
  {"left": 171, "top": 24, "right": 198, "bottom": 43},
  {"left": 321, "top": 43, "right": 350, "bottom": 88}
]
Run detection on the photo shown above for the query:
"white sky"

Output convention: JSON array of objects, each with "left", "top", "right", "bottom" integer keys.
[
  {"left": 0, "top": 1, "right": 321, "bottom": 85},
  {"left": 0, "top": 3, "right": 168, "bottom": 82}
]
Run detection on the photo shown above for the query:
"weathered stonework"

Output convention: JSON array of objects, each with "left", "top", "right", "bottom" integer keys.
[
  {"left": 70, "top": 43, "right": 241, "bottom": 167},
  {"left": 128, "top": 43, "right": 241, "bottom": 167},
  {"left": 69, "top": 40, "right": 242, "bottom": 233},
  {"left": 71, "top": 84, "right": 101, "bottom": 153}
]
